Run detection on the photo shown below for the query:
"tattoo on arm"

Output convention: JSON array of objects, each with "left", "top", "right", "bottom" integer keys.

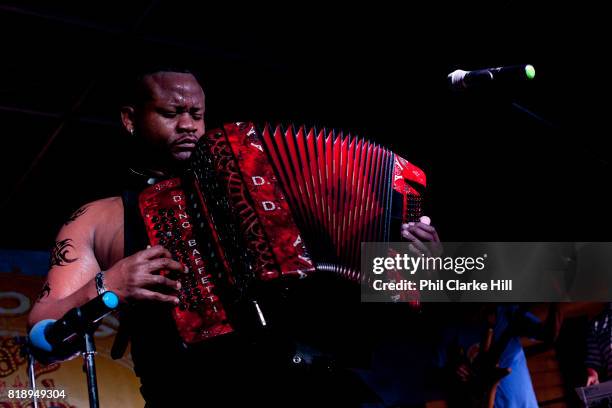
[
  {"left": 37, "top": 282, "right": 51, "bottom": 301},
  {"left": 64, "top": 206, "right": 89, "bottom": 226},
  {"left": 49, "top": 238, "right": 78, "bottom": 267}
]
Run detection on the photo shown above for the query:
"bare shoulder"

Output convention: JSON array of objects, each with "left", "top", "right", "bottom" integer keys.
[
  {"left": 61, "top": 197, "right": 123, "bottom": 235},
  {"left": 59, "top": 197, "right": 124, "bottom": 268},
  {"left": 81, "top": 196, "right": 123, "bottom": 222}
]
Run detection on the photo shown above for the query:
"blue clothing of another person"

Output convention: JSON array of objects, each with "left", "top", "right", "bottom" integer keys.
[{"left": 436, "top": 305, "right": 541, "bottom": 408}]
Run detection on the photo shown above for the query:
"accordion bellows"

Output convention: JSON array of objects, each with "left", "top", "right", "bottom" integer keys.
[{"left": 138, "top": 122, "right": 426, "bottom": 344}]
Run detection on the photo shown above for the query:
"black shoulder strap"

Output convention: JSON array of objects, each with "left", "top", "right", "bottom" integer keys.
[
  {"left": 110, "top": 189, "right": 149, "bottom": 359},
  {"left": 123, "top": 189, "right": 150, "bottom": 257}
]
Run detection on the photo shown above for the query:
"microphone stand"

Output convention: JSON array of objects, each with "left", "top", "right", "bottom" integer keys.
[
  {"left": 27, "top": 346, "right": 40, "bottom": 408},
  {"left": 510, "top": 102, "right": 557, "bottom": 129},
  {"left": 71, "top": 298, "right": 114, "bottom": 408},
  {"left": 509, "top": 100, "right": 608, "bottom": 167},
  {"left": 16, "top": 336, "right": 39, "bottom": 408},
  {"left": 82, "top": 330, "right": 100, "bottom": 408}
]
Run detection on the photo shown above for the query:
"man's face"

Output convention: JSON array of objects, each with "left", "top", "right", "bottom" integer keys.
[{"left": 134, "top": 72, "right": 205, "bottom": 164}]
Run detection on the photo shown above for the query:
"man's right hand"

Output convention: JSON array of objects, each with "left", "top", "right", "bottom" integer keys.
[
  {"left": 104, "top": 245, "right": 184, "bottom": 304},
  {"left": 586, "top": 367, "right": 600, "bottom": 386}
]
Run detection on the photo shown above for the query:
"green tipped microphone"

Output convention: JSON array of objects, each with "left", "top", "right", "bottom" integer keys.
[{"left": 448, "top": 64, "right": 536, "bottom": 91}]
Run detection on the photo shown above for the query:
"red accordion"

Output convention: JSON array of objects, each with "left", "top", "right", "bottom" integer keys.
[{"left": 138, "top": 122, "right": 426, "bottom": 344}]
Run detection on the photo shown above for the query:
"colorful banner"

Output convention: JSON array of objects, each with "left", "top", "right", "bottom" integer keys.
[{"left": 0, "top": 250, "right": 144, "bottom": 407}]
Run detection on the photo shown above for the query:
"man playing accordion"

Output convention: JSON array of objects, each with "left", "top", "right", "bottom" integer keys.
[{"left": 28, "top": 67, "right": 440, "bottom": 407}]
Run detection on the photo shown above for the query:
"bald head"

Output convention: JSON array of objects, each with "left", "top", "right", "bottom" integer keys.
[
  {"left": 141, "top": 72, "right": 204, "bottom": 108},
  {"left": 121, "top": 71, "right": 206, "bottom": 169}
]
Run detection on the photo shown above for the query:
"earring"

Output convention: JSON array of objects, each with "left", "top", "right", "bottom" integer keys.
[{"left": 130, "top": 128, "right": 135, "bottom": 135}]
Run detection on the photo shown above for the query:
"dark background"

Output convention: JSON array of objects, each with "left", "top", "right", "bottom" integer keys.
[{"left": 1, "top": 1, "right": 610, "bottom": 250}]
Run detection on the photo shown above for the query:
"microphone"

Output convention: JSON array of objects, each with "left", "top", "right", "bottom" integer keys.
[
  {"left": 448, "top": 64, "right": 535, "bottom": 91},
  {"left": 29, "top": 291, "right": 119, "bottom": 354}
]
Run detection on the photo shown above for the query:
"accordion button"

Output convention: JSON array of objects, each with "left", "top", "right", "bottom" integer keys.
[
  {"left": 152, "top": 216, "right": 159, "bottom": 223},
  {"left": 167, "top": 209, "right": 175, "bottom": 216},
  {"left": 158, "top": 208, "right": 167, "bottom": 216},
  {"left": 154, "top": 224, "right": 161, "bottom": 230}
]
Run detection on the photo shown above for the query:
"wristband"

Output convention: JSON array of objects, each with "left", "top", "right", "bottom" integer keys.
[{"left": 95, "top": 271, "right": 107, "bottom": 295}]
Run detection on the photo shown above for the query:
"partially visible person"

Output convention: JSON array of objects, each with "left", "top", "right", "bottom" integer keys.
[
  {"left": 435, "top": 303, "right": 560, "bottom": 408},
  {"left": 585, "top": 303, "right": 612, "bottom": 386}
]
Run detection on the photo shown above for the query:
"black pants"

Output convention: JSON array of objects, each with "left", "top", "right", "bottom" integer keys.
[{"left": 136, "top": 333, "right": 378, "bottom": 407}]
